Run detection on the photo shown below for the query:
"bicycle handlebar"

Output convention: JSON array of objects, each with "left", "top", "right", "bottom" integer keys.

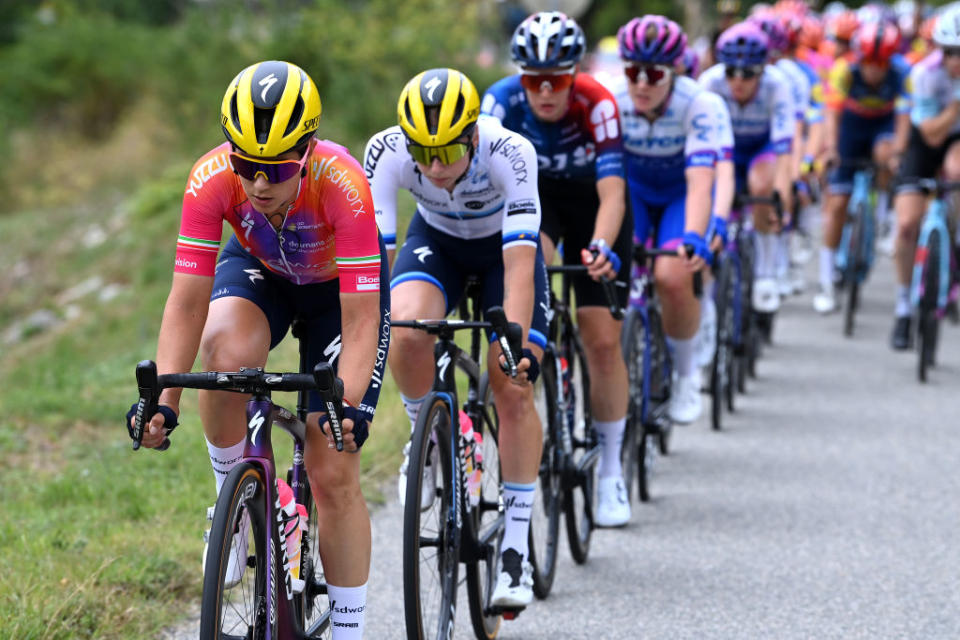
[
  {"left": 131, "top": 361, "right": 345, "bottom": 451},
  {"left": 546, "top": 264, "right": 625, "bottom": 320},
  {"left": 917, "top": 179, "right": 960, "bottom": 197},
  {"left": 392, "top": 306, "right": 524, "bottom": 379}
]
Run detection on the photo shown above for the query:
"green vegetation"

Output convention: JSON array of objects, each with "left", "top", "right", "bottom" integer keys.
[{"left": 0, "top": 0, "right": 725, "bottom": 637}]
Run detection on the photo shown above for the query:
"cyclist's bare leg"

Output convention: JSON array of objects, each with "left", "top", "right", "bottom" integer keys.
[
  {"left": 655, "top": 256, "right": 700, "bottom": 340},
  {"left": 822, "top": 192, "right": 850, "bottom": 250},
  {"left": 576, "top": 307, "right": 628, "bottom": 422},
  {"left": 304, "top": 422, "right": 370, "bottom": 586},
  {"left": 388, "top": 280, "right": 447, "bottom": 399},
  {"left": 486, "top": 343, "right": 544, "bottom": 484},
  {"left": 197, "top": 296, "right": 271, "bottom": 447},
  {"left": 894, "top": 191, "right": 925, "bottom": 284},
  {"left": 748, "top": 158, "right": 778, "bottom": 233},
  {"left": 540, "top": 233, "right": 557, "bottom": 266}
]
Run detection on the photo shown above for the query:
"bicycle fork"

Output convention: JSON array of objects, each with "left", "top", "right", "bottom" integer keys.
[{"left": 911, "top": 201, "right": 952, "bottom": 312}]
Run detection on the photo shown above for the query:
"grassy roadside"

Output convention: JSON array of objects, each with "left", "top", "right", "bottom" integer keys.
[{"left": 0, "top": 142, "right": 417, "bottom": 638}]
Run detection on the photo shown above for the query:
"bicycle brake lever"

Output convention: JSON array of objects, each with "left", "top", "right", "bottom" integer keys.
[
  {"left": 133, "top": 360, "right": 159, "bottom": 452},
  {"left": 313, "top": 362, "right": 345, "bottom": 451},
  {"left": 486, "top": 307, "right": 519, "bottom": 377}
]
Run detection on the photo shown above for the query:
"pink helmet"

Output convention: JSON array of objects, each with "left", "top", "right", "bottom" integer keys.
[
  {"left": 617, "top": 15, "right": 687, "bottom": 65},
  {"left": 750, "top": 10, "right": 790, "bottom": 53}
]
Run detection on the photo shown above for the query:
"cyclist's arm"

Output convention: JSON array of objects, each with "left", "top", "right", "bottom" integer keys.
[
  {"left": 771, "top": 76, "right": 796, "bottom": 216},
  {"left": 338, "top": 292, "right": 380, "bottom": 407},
  {"left": 917, "top": 101, "right": 960, "bottom": 148},
  {"left": 714, "top": 160, "right": 735, "bottom": 221},
  {"left": 155, "top": 272, "right": 214, "bottom": 413},
  {"left": 893, "top": 110, "right": 911, "bottom": 156},
  {"left": 364, "top": 128, "right": 404, "bottom": 267},
  {"left": 591, "top": 175, "right": 626, "bottom": 246},
  {"left": 685, "top": 166, "right": 714, "bottom": 237},
  {"left": 503, "top": 245, "right": 537, "bottom": 346}
]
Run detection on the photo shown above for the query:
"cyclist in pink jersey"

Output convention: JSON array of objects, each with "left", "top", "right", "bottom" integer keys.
[{"left": 127, "top": 60, "right": 386, "bottom": 638}]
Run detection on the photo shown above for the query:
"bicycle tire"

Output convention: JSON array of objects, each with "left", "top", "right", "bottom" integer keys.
[
  {"left": 200, "top": 463, "right": 272, "bottom": 640},
  {"left": 712, "top": 256, "right": 734, "bottom": 431},
  {"left": 844, "top": 205, "right": 865, "bottom": 337},
  {"left": 918, "top": 228, "right": 942, "bottom": 382},
  {"left": 289, "top": 471, "right": 332, "bottom": 639},
  {"left": 647, "top": 305, "right": 672, "bottom": 455},
  {"left": 561, "top": 341, "right": 596, "bottom": 565},
  {"left": 529, "top": 349, "right": 562, "bottom": 594},
  {"left": 620, "top": 308, "right": 649, "bottom": 503},
  {"left": 403, "top": 395, "right": 458, "bottom": 640},
  {"left": 466, "top": 373, "right": 502, "bottom": 640}
]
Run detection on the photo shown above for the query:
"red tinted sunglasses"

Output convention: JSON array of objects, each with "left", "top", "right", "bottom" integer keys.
[
  {"left": 229, "top": 148, "right": 309, "bottom": 183},
  {"left": 519, "top": 69, "right": 576, "bottom": 93},
  {"left": 624, "top": 63, "right": 672, "bottom": 86}
]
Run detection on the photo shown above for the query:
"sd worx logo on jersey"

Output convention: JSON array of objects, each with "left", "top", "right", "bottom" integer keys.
[
  {"left": 311, "top": 155, "right": 367, "bottom": 218},
  {"left": 489, "top": 136, "right": 530, "bottom": 186}
]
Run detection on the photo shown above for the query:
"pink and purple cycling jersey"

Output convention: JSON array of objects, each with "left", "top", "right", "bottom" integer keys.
[
  {"left": 175, "top": 140, "right": 382, "bottom": 293},
  {"left": 480, "top": 73, "right": 624, "bottom": 183}
]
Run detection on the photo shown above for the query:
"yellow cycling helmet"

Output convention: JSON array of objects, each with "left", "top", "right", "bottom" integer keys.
[
  {"left": 220, "top": 60, "right": 322, "bottom": 158},
  {"left": 397, "top": 68, "right": 480, "bottom": 147}
]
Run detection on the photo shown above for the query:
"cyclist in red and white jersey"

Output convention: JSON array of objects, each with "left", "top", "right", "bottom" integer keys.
[{"left": 127, "top": 61, "right": 387, "bottom": 638}]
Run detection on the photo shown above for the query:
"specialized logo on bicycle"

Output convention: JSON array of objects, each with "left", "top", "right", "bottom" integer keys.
[{"left": 249, "top": 410, "right": 265, "bottom": 446}]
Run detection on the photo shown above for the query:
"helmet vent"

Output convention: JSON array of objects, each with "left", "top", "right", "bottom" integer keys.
[
  {"left": 254, "top": 107, "right": 274, "bottom": 145},
  {"left": 285, "top": 96, "right": 304, "bottom": 137}
]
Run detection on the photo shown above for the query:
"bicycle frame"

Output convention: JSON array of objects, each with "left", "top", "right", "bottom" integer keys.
[
  {"left": 836, "top": 168, "right": 876, "bottom": 282},
  {"left": 911, "top": 186, "right": 958, "bottom": 312}
]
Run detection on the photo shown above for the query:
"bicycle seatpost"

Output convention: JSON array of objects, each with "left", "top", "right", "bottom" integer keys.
[{"left": 312, "top": 362, "right": 345, "bottom": 451}]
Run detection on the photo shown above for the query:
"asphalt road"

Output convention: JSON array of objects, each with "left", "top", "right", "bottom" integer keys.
[{"left": 165, "top": 231, "right": 960, "bottom": 639}]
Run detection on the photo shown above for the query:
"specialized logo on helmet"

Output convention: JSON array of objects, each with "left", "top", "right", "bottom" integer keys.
[
  {"left": 259, "top": 73, "right": 279, "bottom": 103},
  {"left": 425, "top": 76, "right": 443, "bottom": 102}
]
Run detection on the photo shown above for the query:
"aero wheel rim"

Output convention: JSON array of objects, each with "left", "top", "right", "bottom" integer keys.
[{"left": 218, "top": 478, "right": 264, "bottom": 638}]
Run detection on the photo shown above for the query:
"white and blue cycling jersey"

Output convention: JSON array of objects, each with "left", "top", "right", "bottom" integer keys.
[
  {"left": 909, "top": 49, "right": 960, "bottom": 134},
  {"left": 363, "top": 116, "right": 541, "bottom": 251},
  {"left": 699, "top": 63, "right": 796, "bottom": 163},
  {"left": 776, "top": 57, "right": 812, "bottom": 124},
  {"left": 606, "top": 74, "right": 722, "bottom": 203}
]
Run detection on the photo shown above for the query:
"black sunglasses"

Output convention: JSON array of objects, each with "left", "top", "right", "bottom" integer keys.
[{"left": 724, "top": 66, "right": 762, "bottom": 80}]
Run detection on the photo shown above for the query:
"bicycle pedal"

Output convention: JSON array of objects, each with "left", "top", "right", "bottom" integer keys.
[{"left": 488, "top": 605, "right": 526, "bottom": 619}]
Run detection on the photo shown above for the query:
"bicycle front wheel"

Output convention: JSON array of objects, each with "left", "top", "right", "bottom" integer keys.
[
  {"left": 918, "top": 228, "right": 942, "bottom": 382},
  {"left": 844, "top": 208, "right": 865, "bottom": 337},
  {"left": 200, "top": 463, "right": 272, "bottom": 640},
  {"left": 292, "top": 471, "right": 332, "bottom": 639},
  {"left": 530, "top": 349, "right": 561, "bottom": 595},
  {"left": 621, "top": 308, "right": 650, "bottom": 503},
  {"left": 712, "top": 256, "right": 734, "bottom": 431},
  {"left": 403, "top": 395, "right": 458, "bottom": 640}
]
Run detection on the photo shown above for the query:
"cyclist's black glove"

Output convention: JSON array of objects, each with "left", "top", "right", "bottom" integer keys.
[
  {"left": 125, "top": 402, "right": 178, "bottom": 442},
  {"left": 521, "top": 348, "right": 540, "bottom": 385},
  {"left": 319, "top": 405, "right": 370, "bottom": 451}
]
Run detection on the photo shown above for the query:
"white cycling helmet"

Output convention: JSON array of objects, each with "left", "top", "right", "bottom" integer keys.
[{"left": 933, "top": 3, "right": 960, "bottom": 47}]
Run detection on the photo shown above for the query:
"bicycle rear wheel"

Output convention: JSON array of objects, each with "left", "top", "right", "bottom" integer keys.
[
  {"left": 200, "top": 463, "right": 272, "bottom": 640},
  {"left": 918, "top": 228, "right": 942, "bottom": 382},
  {"left": 621, "top": 308, "right": 650, "bottom": 503},
  {"left": 403, "top": 395, "right": 458, "bottom": 640},
  {"left": 530, "top": 349, "right": 561, "bottom": 595},
  {"left": 647, "top": 306, "right": 672, "bottom": 455},
  {"left": 467, "top": 374, "right": 503, "bottom": 640},
  {"left": 561, "top": 340, "right": 596, "bottom": 565}
]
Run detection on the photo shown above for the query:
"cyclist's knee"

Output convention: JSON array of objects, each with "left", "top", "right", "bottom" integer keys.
[
  {"left": 309, "top": 459, "right": 362, "bottom": 511},
  {"left": 943, "top": 153, "right": 960, "bottom": 180},
  {"left": 655, "top": 260, "right": 694, "bottom": 306},
  {"left": 199, "top": 326, "right": 267, "bottom": 371}
]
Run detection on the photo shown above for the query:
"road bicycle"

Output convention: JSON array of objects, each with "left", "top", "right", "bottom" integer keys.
[
  {"left": 542, "top": 264, "right": 623, "bottom": 565},
  {"left": 130, "top": 319, "right": 343, "bottom": 640},
  {"left": 734, "top": 192, "right": 783, "bottom": 351},
  {"left": 910, "top": 179, "right": 960, "bottom": 382},
  {"left": 621, "top": 243, "right": 702, "bottom": 503},
  {"left": 835, "top": 160, "right": 877, "bottom": 337},
  {"left": 395, "top": 283, "right": 528, "bottom": 640}
]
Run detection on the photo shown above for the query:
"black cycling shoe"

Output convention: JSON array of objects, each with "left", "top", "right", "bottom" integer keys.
[{"left": 891, "top": 316, "right": 913, "bottom": 351}]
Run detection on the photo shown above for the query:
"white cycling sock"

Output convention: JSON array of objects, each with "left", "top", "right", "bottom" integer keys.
[
  {"left": 895, "top": 285, "right": 911, "bottom": 318},
  {"left": 206, "top": 437, "right": 245, "bottom": 495},
  {"left": 777, "top": 233, "right": 790, "bottom": 277},
  {"left": 667, "top": 336, "right": 695, "bottom": 377},
  {"left": 594, "top": 418, "right": 626, "bottom": 478},
  {"left": 501, "top": 482, "right": 535, "bottom": 560},
  {"left": 400, "top": 393, "right": 427, "bottom": 433},
  {"left": 877, "top": 191, "right": 890, "bottom": 228},
  {"left": 819, "top": 247, "right": 836, "bottom": 291},
  {"left": 327, "top": 582, "right": 367, "bottom": 639}
]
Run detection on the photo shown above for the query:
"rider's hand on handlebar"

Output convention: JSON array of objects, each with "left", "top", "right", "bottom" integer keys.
[
  {"left": 497, "top": 348, "right": 540, "bottom": 387},
  {"left": 315, "top": 405, "right": 368, "bottom": 454},
  {"left": 126, "top": 403, "right": 178, "bottom": 449},
  {"left": 583, "top": 239, "right": 621, "bottom": 281},
  {"left": 678, "top": 231, "right": 710, "bottom": 272}
]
